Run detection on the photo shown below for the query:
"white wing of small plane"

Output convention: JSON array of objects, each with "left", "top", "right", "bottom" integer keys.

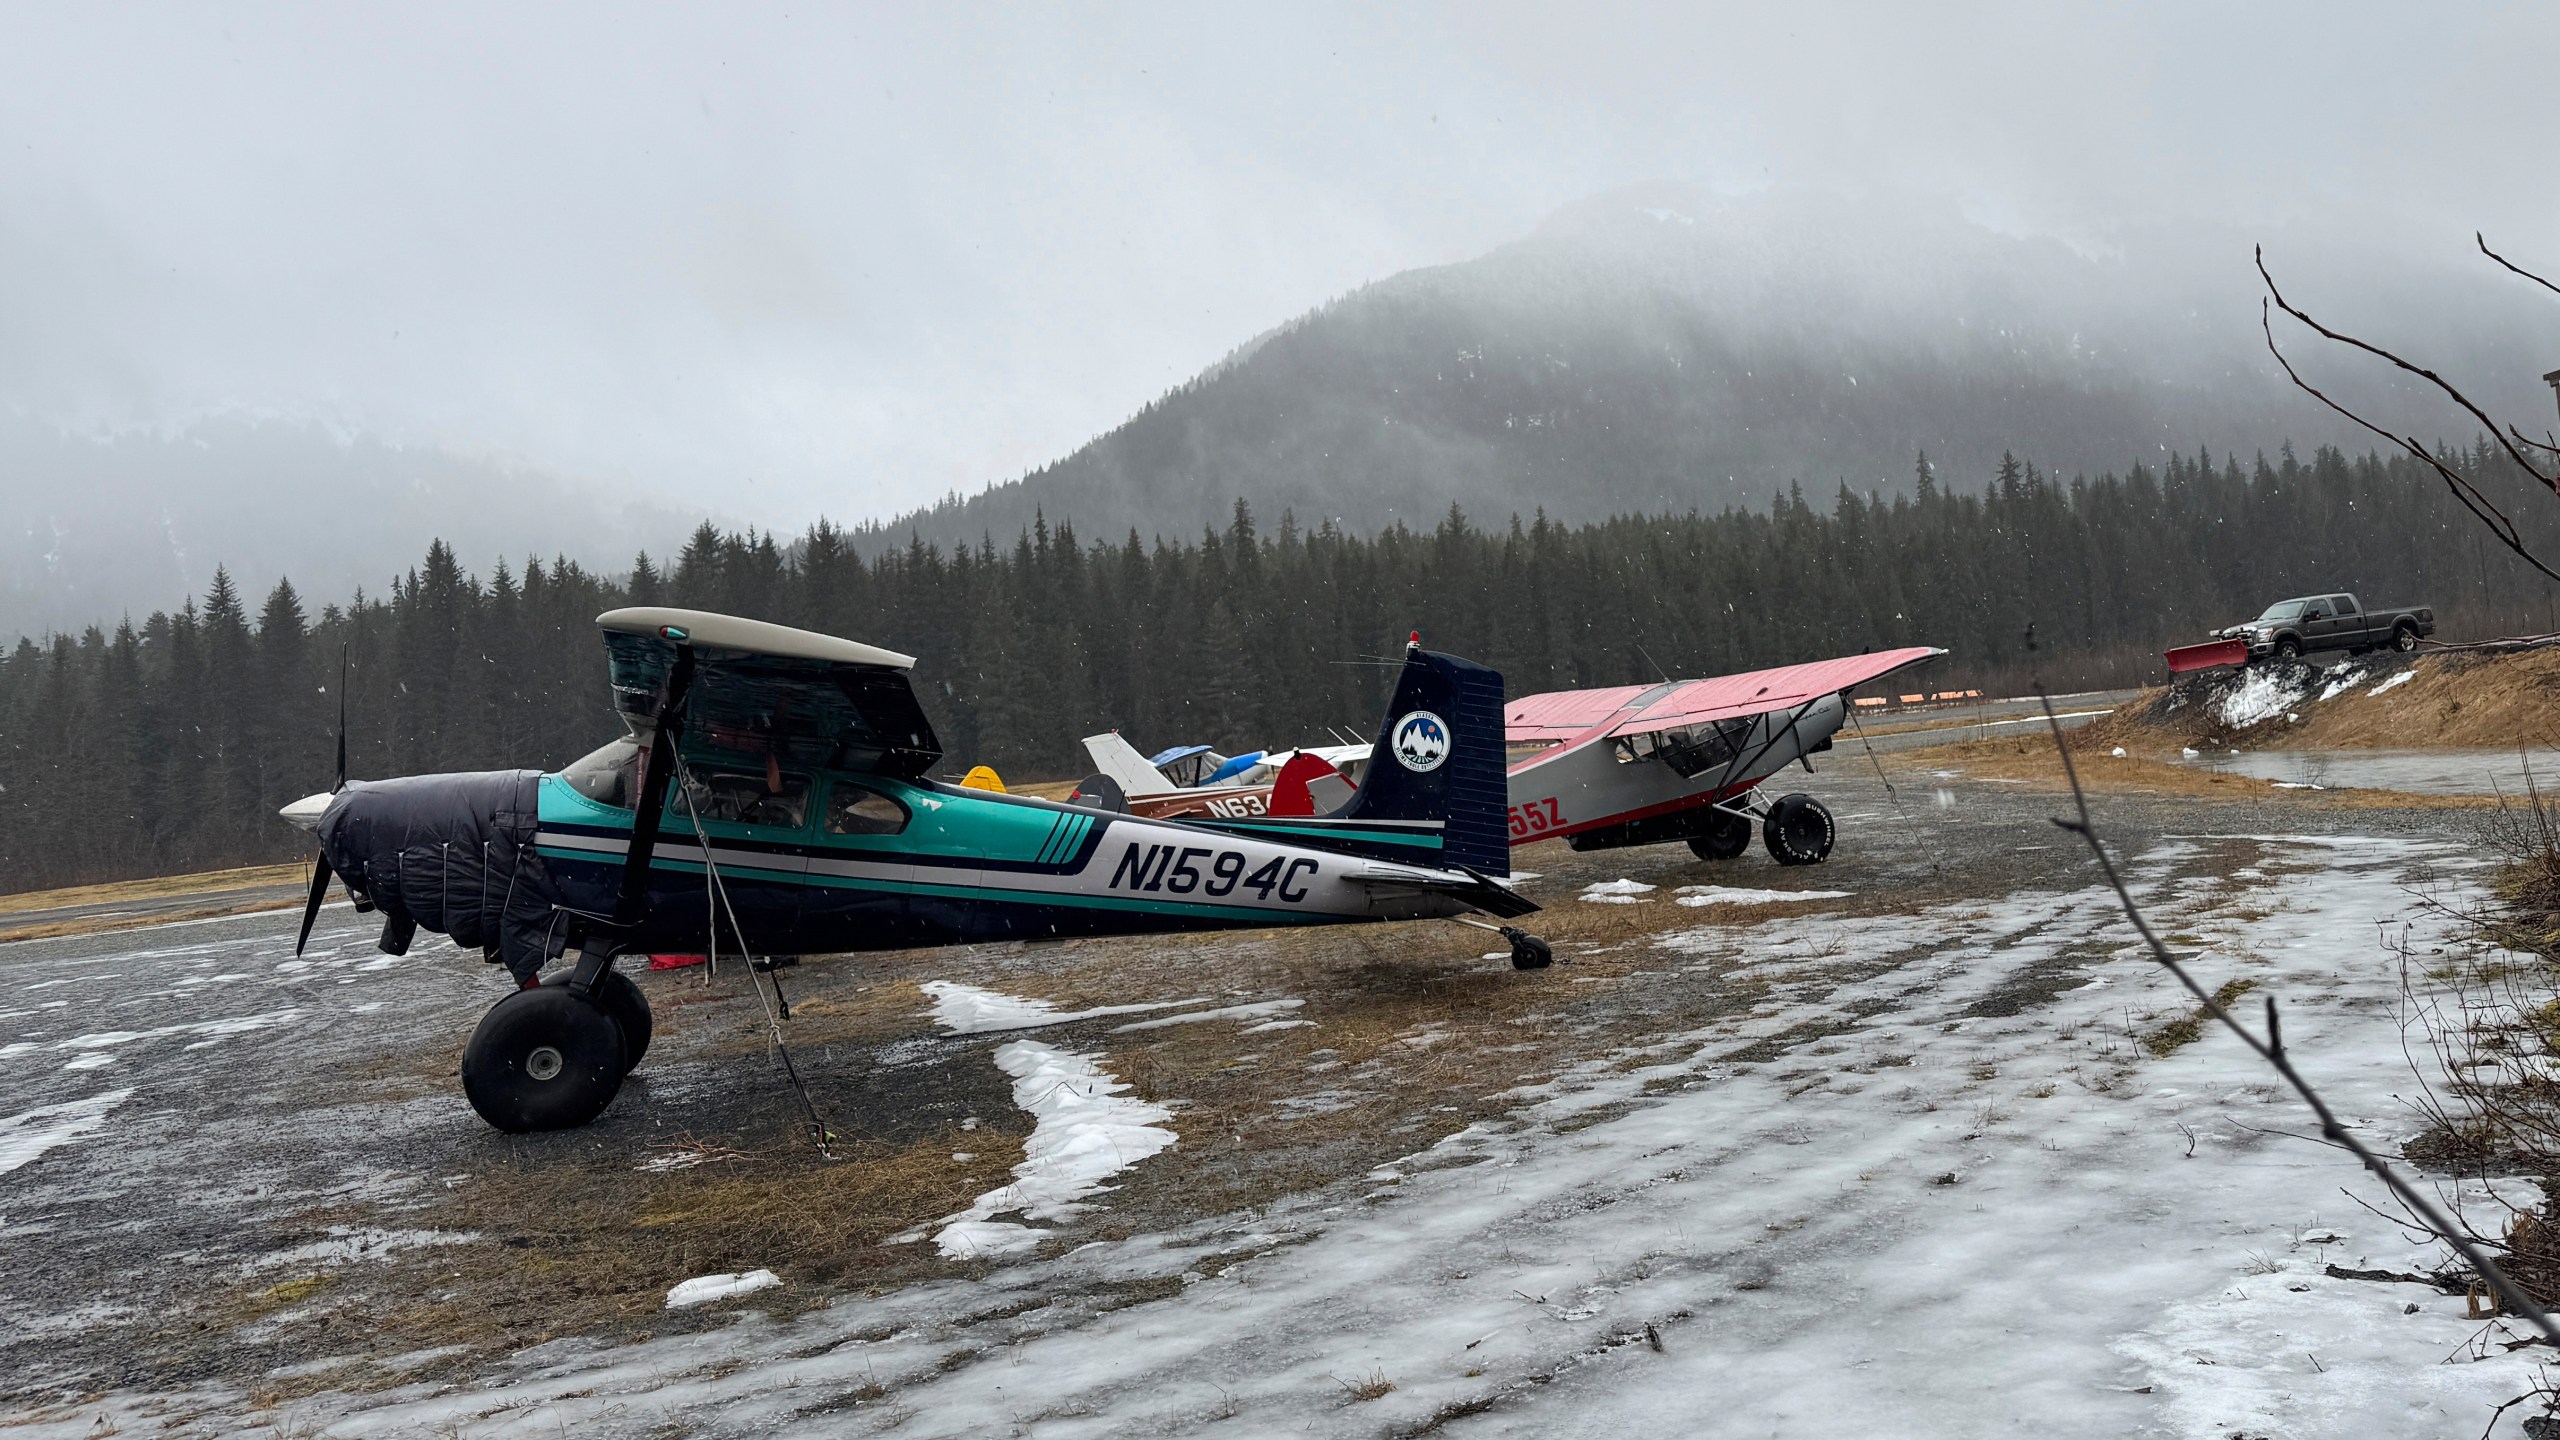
[{"left": 1081, "top": 731, "right": 1181, "bottom": 798}]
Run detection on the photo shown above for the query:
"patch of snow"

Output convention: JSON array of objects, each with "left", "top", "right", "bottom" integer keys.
[
  {"left": 2316, "top": 667, "right": 2367, "bottom": 701},
  {"left": 1112, "top": 999, "right": 1302, "bottom": 1033},
  {"left": 2111, "top": 746, "right": 2126, "bottom": 757},
  {"left": 247, "top": 1226, "right": 478, "bottom": 1272},
  {"left": 930, "top": 1037, "right": 1176, "bottom": 1259},
  {"left": 0, "top": 1088, "right": 131, "bottom": 1175},
  {"left": 665, "top": 1269, "right": 780, "bottom": 1309},
  {"left": 1580, "top": 879, "right": 1657, "bottom": 905},
  {"left": 1672, "top": 886, "right": 1853, "bottom": 907},
  {"left": 2217, "top": 667, "right": 2309, "bottom": 727},
  {"left": 2370, "top": 671, "right": 2416, "bottom": 696},
  {"left": 921, "top": 980, "right": 1197, "bottom": 1034}
]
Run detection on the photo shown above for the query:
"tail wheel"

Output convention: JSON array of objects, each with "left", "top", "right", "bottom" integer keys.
[
  {"left": 551, "top": 970, "right": 652, "bottom": 1070},
  {"left": 1763, "top": 793, "right": 1835, "bottom": 866},
  {"left": 2393, "top": 622, "right": 2419, "bottom": 653},
  {"left": 1687, "top": 808, "right": 1754, "bottom": 861},
  {"left": 462, "top": 985, "right": 626, "bottom": 1133},
  {"left": 1503, "top": 927, "right": 1553, "bottom": 971}
]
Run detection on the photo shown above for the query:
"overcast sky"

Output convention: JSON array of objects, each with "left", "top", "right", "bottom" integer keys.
[{"left": 1, "top": 2, "right": 2553, "bottom": 531}]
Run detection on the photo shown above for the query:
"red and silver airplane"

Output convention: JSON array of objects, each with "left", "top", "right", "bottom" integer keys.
[
  {"left": 1078, "top": 646, "right": 1944, "bottom": 863},
  {"left": 1499, "top": 647, "right": 1943, "bottom": 863}
]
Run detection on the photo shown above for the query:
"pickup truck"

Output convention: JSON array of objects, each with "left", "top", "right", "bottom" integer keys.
[{"left": 2215, "top": 592, "right": 2434, "bottom": 662}]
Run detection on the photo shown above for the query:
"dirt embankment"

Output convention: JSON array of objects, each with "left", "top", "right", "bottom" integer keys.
[{"left": 2075, "top": 648, "right": 2560, "bottom": 755}]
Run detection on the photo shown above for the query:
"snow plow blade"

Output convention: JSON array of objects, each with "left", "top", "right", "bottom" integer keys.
[{"left": 2165, "top": 639, "right": 2249, "bottom": 674}]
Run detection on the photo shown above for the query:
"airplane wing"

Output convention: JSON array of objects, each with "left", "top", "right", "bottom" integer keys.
[
  {"left": 1507, "top": 647, "right": 1946, "bottom": 744},
  {"left": 597, "top": 607, "right": 943, "bottom": 779}
]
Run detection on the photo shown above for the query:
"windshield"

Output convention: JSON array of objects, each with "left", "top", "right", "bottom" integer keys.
[
  {"left": 2256, "top": 600, "right": 2307, "bottom": 623},
  {"left": 562, "top": 737, "right": 640, "bottom": 808}
]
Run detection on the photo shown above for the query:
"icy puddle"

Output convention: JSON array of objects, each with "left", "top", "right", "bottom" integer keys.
[
  {"left": 2170, "top": 746, "right": 2550, "bottom": 795},
  {"left": 35, "top": 834, "right": 2549, "bottom": 1440}
]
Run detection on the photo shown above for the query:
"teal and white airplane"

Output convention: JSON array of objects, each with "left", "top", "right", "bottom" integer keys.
[{"left": 281, "top": 608, "right": 1541, "bottom": 1133}]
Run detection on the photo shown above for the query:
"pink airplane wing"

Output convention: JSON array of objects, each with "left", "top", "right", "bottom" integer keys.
[{"left": 1505, "top": 647, "right": 1946, "bottom": 745}]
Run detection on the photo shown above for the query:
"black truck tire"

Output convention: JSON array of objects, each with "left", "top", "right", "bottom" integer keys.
[
  {"left": 2392, "top": 622, "right": 2418, "bottom": 653},
  {"left": 2273, "top": 636, "right": 2302, "bottom": 662}
]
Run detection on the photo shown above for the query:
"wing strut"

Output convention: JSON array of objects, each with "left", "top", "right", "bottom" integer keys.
[{"left": 612, "top": 643, "right": 697, "bottom": 926}]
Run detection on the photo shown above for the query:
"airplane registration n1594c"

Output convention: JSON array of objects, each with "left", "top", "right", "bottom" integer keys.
[{"left": 278, "top": 609, "right": 1540, "bottom": 1135}]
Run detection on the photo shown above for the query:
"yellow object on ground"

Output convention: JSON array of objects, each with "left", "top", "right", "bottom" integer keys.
[{"left": 960, "top": 765, "right": 1007, "bottom": 792}]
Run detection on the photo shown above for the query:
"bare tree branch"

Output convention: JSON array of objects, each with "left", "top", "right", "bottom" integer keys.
[
  {"left": 2257, "top": 296, "right": 2560, "bottom": 584},
  {"left": 2028, "top": 655, "right": 2560, "bottom": 1346},
  {"left": 2257, "top": 245, "right": 2560, "bottom": 491},
  {"left": 2479, "top": 232, "right": 2560, "bottom": 305}
]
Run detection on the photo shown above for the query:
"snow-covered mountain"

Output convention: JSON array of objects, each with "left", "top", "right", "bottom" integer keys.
[{"left": 877, "top": 185, "right": 2557, "bottom": 547}]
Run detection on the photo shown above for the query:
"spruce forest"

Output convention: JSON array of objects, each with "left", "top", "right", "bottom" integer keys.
[{"left": 4, "top": 442, "right": 2555, "bottom": 893}]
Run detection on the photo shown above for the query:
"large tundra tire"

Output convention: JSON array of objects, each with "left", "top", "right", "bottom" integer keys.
[
  {"left": 2392, "top": 622, "right": 2419, "bottom": 653},
  {"left": 1762, "top": 793, "right": 1835, "bottom": 866},
  {"left": 568, "top": 970, "right": 653, "bottom": 1070},
  {"left": 1687, "top": 808, "right": 1754, "bottom": 861},
  {"left": 462, "top": 985, "right": 626, "bottom": 1132}
]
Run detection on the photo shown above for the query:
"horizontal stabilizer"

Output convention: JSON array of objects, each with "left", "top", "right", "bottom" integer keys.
[{"left": 1348, "top": 864, "right": 1539, "bottom": 920}]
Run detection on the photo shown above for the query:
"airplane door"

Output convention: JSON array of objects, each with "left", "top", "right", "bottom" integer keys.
[
  {"left": 804, "top": 777, "right": 929, "bottom": 949},
  {"left": 663, "top": 764, "right": 814, "bottom": 954}
]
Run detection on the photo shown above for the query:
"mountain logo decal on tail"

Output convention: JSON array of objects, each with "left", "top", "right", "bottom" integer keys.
[{"left": 1391, "top": 711, "right": 1450, "bottom": 772}]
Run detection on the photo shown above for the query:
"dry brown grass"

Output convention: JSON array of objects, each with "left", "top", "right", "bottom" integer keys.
[
  {"left": 2081, "top": 650, "right": 2560, "bottom": 755},
  {"left": 0, "top": 860, "right": 305, "bottom": 912}
]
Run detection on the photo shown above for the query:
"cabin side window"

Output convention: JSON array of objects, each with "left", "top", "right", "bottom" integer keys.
[
  {"left": 562, "top": 737, "right": 641, "bottom": 808},
  {"left": 671, "top": 770, "right": 812, "bottom": 830},
  {"left": 825, "top": 781, "right": 910, "bottom": 836}
]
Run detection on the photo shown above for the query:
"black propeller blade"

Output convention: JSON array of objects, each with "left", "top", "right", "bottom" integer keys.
[
  {"left": 335, "top": 646, "right": 348, "bottom": 792},
  {"left": 297, "top": 646, "right": 352, "bottom": 957},
  {"left": 295, "top": 852, "right": 333, "bottom": 957}
]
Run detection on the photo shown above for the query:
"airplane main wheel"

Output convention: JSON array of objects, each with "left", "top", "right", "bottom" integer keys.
[
  {"left": 1687, "top": 809, "right": 1753, "bottom": 861},
  {"left": 552, "top": 970, "right": 652, "bottom": 1070},
  {"left": 1763, "top": 793, "right": 1835, "bottom": 866},
  {"left": 462, "top": 985, "right": 626, "bottom": 1133}
]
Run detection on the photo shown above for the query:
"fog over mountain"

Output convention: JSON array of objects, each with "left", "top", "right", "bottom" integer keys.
[
  {"left": 0, "top": 421, "right": 690, "bottom": 640},
  {"left": 881, "top": 185, "right": 2560, "bottom": 549}
]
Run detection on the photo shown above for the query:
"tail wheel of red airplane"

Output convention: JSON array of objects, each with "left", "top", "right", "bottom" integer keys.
[
  {"left": 462, "top": 985, "right": 628, "bottom": 1132},
  {"left": 1762, "top": 793, "right": 1835, "bottom": 866},
  {"left": 550, "top": 970, "right": 652, "bottom": 1070},
  {"left": 1688, "top": 808, "right": 1754, "bottom": 861}
]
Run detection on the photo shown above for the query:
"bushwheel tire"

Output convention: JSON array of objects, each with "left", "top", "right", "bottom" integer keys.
[
  {"left": 2274, "top": 637, "right": 2302, "bottom": 662},
  {"left": 1687, "top": 808, "right": 1754, "bottom": 862},
  {"left": 1762, "top": 793, "right": 1835, "bottom": 866},
  {"left": 2393, "top": 623, "right": 2418, "bottom": 653},
  {"left": 462, "top": 985, "right": 627, "bottom": 1133},
  {"left": 553, "top": 970, "right": 652, "bottom": 1070}
]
